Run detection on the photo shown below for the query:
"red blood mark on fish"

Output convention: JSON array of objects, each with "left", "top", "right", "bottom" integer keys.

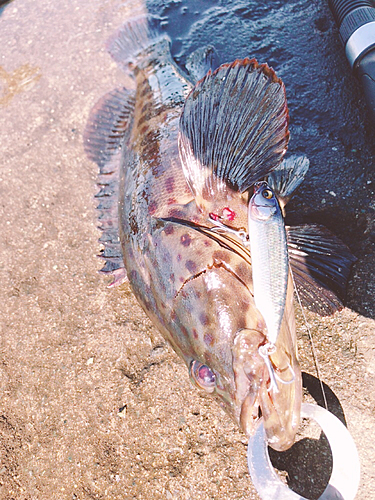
[
  {"left": 193, "top": 328, "right": 198, "bottom": 339},
  {"left": 165, "top": 176, "right": 175, "bottom": 193},
  {"left": 223, "top": 207, "right": 235, "bottom": 221},
  {"left": 148, "top": 201, "right": 158, "bottom": 215},
  {"left": 186, "top": 260, "right": 197, "bottom": 273},
  {"left": 168, "top": 197, "right": 176, "bottom": 205},
  {"left": 209, "top": 212, "right": 220, "bottom": 221},
  {"left": 177, "top": 254, "right": 182, "bottom": 262},
  {"left": 180, "top": 234, "right": 192, "bottom": 247}
]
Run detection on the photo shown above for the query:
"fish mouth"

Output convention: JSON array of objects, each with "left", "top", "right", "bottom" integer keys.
[{"left": 233, "top": 329, "right": 302, "bottom": 451}]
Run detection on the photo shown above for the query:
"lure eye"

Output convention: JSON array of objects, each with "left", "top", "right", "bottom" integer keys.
[
  {"left": 190, "top": 360, "right": 216, "bottom": 393},
  {"left": 262, "top": 189, "right": 273, "bottom": 200}
]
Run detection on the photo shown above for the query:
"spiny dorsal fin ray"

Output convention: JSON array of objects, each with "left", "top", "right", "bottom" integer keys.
[
  {"left": 84, "top": 87, "right": 135, "bottom": 282},
  {"left": 178, "top": 58, "right": 289, "bottom": 211},
  {"left": 287, "top": 224, "right": 357, "bottom": 316}
]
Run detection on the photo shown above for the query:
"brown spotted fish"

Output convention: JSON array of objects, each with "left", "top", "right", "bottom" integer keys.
[{"left": 84, "top": 15, "right": 356, "bottom": 451}]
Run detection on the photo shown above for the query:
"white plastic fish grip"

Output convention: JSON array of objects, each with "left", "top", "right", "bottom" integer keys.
[{"left": 247, "top": 403, "right": 360, "bottom": 500}]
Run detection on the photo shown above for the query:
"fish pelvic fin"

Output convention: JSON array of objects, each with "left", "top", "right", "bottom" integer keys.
[
  {"left": 287, "top": 224, "right": 357, "bottom": 316},
  {"left": 267, "top": 154, "right": 310, "bottom": 208},
  {"left": 84, "top": 87, "right": 135, "bottom": 280},
  {"left": 106, "top": 15, "right": 171, "bottom": 72},
  {"left": 178, "top": 58, "right": 289, "bottom": 211}
]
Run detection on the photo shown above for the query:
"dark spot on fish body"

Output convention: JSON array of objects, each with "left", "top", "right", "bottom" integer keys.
[
  {"left": 181, "top": 325, "right": 189, "bottom": 338},
  {"left": 186, "top": 260, "right": 197, "bottom": 273},
  {"left": 140, "top": 85, "right": 150, "bottom": 99},
  {"left": 235, "top": 261, "right": 252, "bottom": 283},
  {"left": 168, "top": 208, "right": 186, "bottom": 218},
  {"left": 165, "top": 176, "right": 175, "bottom": 193},
  {"left": 177, "top": 254, "right": 182, "bottom": 262},
  {"left": 129, "top": 212, "right": 139, "bottom": 235},
  {"left": 169, "top": 273, "right": 175, "bottom": 283},
  {"left": 240, "top": 300, "right": 250, "bottom": 314},
  {"left": 204, "top": 333, "right": 214, "bottom": 346},
  {"left": 192, "top": 328, "right": 198, "bottom": 340},
  {"left": 148, "top": 201, "right": 158, "bottom": 215},
  {"left": 180, "top": 234, "right": 192, "bottom": 247},
  {"left": 199, "top": 313, "right": 209, "bottom": 326},
  {"left": 139, "top": 124, "right": 149, "bottom": 136},
  {"left": 164, "top": 225, "right": 174, "bottom": 236},
  {"left": 212, "top": 250, "right": 229, "bottom": 262}
]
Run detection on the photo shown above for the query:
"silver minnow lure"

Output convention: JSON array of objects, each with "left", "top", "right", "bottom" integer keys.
[{"left": 248, "top": 181, "right": 289, "bottom": 346}]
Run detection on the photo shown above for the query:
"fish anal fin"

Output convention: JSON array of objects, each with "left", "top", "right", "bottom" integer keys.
[
  {"left": 287, "top": 224, "right": 357, "bottom": 316},
  {"left": 178, "top": 58, "right": 289, "bottom": 211},
  {"left": 84, "top": 88, "right": 133, "bottom": 284}
]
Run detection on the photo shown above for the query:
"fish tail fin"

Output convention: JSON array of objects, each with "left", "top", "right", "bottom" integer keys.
[
  {"left": 267, "top": 154, "right": 310, "bottom": 207},
  {"left": 106, "top": 15, "right": 171, "bottom": 72},
  {"left": 84, "top": 87, "right": 136, "bottom": 284}
]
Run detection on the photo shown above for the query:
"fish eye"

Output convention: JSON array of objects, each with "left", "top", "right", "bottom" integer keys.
[
  {"left": 190, "top": 360, "right": 216, "bottom": 393},
  {"left": 262, "top": 189, "right": 273, "bottom": 200}
]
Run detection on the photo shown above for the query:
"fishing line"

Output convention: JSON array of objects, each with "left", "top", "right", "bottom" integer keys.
[{"left": 291, "top": 271, "right": 328, "bottom": 411}]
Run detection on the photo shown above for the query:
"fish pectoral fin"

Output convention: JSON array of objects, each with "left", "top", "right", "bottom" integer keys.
[
  {"left": 178, "top": 58, "right": 289, "bottom": 210},
  {"left": 185, "top": 45, "right": 220, "bottom": 82},
  {"left": 287, "top": 224, "right": 357, "bottom": 316},
  {"left": 267, "top": 154, "right": 310, "bottom": 207}
]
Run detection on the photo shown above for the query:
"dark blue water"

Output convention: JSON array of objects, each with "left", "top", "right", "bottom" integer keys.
[{"left": 148, "top": 0, "right": 375, "bottom": 321}]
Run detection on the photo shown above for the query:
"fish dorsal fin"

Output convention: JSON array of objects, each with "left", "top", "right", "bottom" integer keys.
[
  {"left": 287, "top": 224, "right": 357, "bottom": 316},
  {"left": 84, "top": 87, "right": 135, "bottom": 169},
  {"left": 84, "top": 87, "right": 135, "bottom": 284},
  {"left": 178, "top": 58, "right": 289, "bottom": 212}
]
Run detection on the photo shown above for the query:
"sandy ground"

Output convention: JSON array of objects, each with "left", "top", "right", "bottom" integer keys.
[{"left": 0, "top": 0, "right": 374, "bottom": 499}]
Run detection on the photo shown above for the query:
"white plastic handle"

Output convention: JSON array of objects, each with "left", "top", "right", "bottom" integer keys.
[{"left": 247, "top": 403, "right": 360, "bottom": 500}]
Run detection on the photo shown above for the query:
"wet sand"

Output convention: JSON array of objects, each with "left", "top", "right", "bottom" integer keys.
[{"left": 0, "top": 0, "right": 374, "bottom": 498}]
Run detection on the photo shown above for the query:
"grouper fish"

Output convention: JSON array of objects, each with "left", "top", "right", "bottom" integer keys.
[{"left": 84, "top": 15, "right": 356, "bottom": 451}]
